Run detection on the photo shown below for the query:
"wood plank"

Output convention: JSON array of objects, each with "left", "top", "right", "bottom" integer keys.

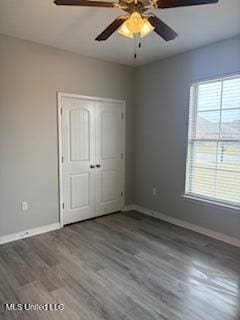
[{"left": 0, "top": 211, "right": 239, "bottom": 320}]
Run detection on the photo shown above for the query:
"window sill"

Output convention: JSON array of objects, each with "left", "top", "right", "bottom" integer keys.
[{"left": 182, "top": 194, "right": 240, "bottom": 213}]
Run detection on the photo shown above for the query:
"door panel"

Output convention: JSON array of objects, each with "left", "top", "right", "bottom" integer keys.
[
  {"left": 95, "top": 101, "right": 124, "bottom": 217},
  {"left": 102, "top": 170, "right": 117, "bottom": 202},
  {"left": 70, "top": 173, "right": 90, "bottom": 209},
  {"left": 69, "top": 108, "right": 90, "bottom": 161},
  {"left": 61, "top": 97, "right": 95, "bottom": 225},
  {"left": 102, "top": 112, "right": 119, "bottom": 159}
]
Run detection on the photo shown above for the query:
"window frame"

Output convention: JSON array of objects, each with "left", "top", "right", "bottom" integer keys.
[{"left": 184, "top": 74, "right": 240, "bottom": 210}]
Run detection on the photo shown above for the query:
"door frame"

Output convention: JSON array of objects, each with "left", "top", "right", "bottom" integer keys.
[{"left": 57, "top": 92, "right": 126, "bottom": 227}]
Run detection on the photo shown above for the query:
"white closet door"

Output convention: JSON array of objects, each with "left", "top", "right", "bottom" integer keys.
[
  {"left": 61, "top": 97, "right": 95, "bottom": 225},
  {"left": 94, "top": 101, "right": 124, "bottom": 217}
]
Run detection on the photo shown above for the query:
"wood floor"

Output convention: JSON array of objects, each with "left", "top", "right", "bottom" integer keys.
[{"left": 0, "top": 211, "right": 239, "bottom": 320}]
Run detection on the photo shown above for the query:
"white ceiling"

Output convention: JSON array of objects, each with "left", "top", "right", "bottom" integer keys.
[{"left": 0, "top": 0, "right": 239, "bottom": 66}]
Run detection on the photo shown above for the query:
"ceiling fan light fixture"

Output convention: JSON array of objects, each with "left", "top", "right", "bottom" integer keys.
[
  {"left": 126, "top": 12, "right": 144, "bottom": 34},
  {"left": 140, "top": 19, "right": 155, "bottom": 38},
  {"left": 118, "top": 22, "right": 135, "bottom": 39},
  {"left": 118, "top": 12, "right": 154, "bottom": 39}
]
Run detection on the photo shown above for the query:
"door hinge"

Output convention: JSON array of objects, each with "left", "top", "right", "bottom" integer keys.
[
  {"left": 121, "top": 113, "right": 124, "bottom": 119},
  {"left": 61, "top": 156, "right": 64, "bottom": 163},
  {"left": 62, "top": 203, "right": 65, "bottom": 209},
  {"left": 121, "top": 192, "right": 123, "bottom": 197},
  {"left": 121, "top": 153, "right": 124, "bottom": 159},
  {"left": 60, "top": 108, "right": 63, "bottom": 115}
]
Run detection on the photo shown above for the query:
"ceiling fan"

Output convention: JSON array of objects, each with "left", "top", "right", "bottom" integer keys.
[{"left": 54, "top": 0, "right": 219, "bottom": 42}]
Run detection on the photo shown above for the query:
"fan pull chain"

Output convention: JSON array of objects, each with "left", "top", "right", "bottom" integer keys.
[
  {"left": 134, "top": 33, "right": 142, "bottom": 59},
  {"left": 134, "top": 35, "right": 137, "bottom": 59}
]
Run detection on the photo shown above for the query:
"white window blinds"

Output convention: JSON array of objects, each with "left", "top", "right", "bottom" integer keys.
[{"left": 185, "top": 75, "right": 240, "bottom": 207}]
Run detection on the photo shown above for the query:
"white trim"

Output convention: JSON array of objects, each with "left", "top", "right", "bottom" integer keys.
[
  {"left": 123, "top": 204, "right": 135, "bottom": 212},
  {"left": 1, "top": 206, "right": 239, "bottom": 247},
  {"left": 57, "top": 92, "right": 126, "bottom": 226},
  {"left": 182, "top": 194, "right": 240, "bottom": 212},
  {"left": 122, "top": 102, "right": 126, "bottom": 212},
  {"left": 58, "top": 92, "right": 126, "bottom": 105},
  {"left": 185, "top": 75, "right": 240, "bottom": 210},
  {"left": 0, "top": 223, "right": 61, "bottom": 245},
  {"left": 57, "top": 92, "right": 64, "bottom": 227},
  {"left": 127, "top": 204, "right": 240, "bottom": 248}
]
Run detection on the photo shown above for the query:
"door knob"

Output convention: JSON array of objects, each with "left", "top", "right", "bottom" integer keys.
[
  {"left": 90, "top": 165, "right": 95, "bottom": 169},
  {"left": 96, "top": 164, "right": 101, "bottom": 168}
]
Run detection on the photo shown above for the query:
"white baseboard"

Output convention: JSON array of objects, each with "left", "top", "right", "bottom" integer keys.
[
  {"left": 122, "top": 204, "right": 135, "bottom": 212},
  {"left": 0, "top": 222, "right": 61, "bottom": 245},
  {"left": 125, "top": 204, "right": 240, "bottom": 248},
  {"left": 2, "top": 207, "right": 239, "bottom": 248}
]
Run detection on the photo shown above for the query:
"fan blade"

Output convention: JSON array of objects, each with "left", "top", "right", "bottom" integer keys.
[
  {"left": 54, "top": 0, "right": 116, "bottom": 8},
  {"left": 157, "top": 0, "right": 219, "bottom": 9},
  {"left": 95, "top": 17, "right": 126, "bottom": 41},
  {"left": 148, "top": 15, "right": 177, "bottom": 41}
]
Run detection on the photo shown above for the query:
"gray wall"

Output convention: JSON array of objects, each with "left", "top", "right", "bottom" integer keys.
[
  {"left": 134, "top": 36, "right": 240, "bottom": 240},
  {"left": 0, "top": 34, "right": 135, "bottom": 237}
]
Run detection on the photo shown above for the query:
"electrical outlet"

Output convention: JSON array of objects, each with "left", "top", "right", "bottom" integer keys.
[
  {"left": 152, "top": 187, "right": 157, "bottom": 196},
  {"left": 21, "top": 201, "right": 28, "bottom": 211}
]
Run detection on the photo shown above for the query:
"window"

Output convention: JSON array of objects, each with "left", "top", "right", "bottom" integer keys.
[{"left": 185, "top": 75, "right": 240, "bottom": 208}]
